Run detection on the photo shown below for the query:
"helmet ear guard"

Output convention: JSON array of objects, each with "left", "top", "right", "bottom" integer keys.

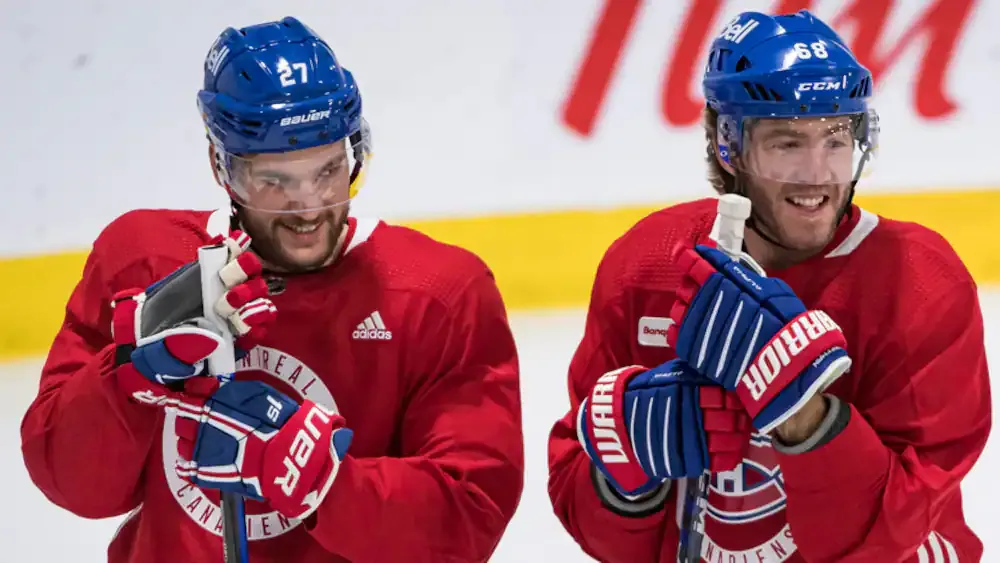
[{"left": 347, "top": 118, "right": 373, "bottom": 199}]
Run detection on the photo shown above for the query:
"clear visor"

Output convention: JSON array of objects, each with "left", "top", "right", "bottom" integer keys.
[
  {"left": 729, "top": 110, "right": 878, "bottom": 187},
  {"left": 216, "top": 120, "right": 372, "bottom": 214}
]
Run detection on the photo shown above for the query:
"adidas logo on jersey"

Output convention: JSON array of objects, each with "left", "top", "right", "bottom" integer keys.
[{"left": 352, "top": 311, "right": 392, "bottom": 341}]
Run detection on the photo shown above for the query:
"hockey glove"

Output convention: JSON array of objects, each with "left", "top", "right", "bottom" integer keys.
[
  {"left": 578, "top": 361, "right": 751, "bottom": 497},
  {"left": 111, "top": 231, "right": 277, "bottom": 405},
  {"left": 172, "top": 379, "right": 354, "bottom": 521},
  {"left": 667, "top": 244, "right": 852, "bottom": 433}
]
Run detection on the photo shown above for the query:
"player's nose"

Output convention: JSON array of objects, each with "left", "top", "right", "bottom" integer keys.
[{"left": 796, "top": 148, "right": 836, "bottom": 184}]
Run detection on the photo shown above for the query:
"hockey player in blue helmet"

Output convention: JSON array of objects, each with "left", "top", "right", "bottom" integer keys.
[
  {"left": 554, "top": 9, "right": 988, "bottom": 563},
  {"left": 199, "top": 17, "right": 373, "bottom": 272},
  {"left": 701, "top": 10, "right": 878, "bottom": 263},
  {"left": 22, "top": 17, "right": 524, "bottom": 563}
]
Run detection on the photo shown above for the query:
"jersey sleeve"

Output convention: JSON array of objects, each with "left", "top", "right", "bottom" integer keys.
[
  {"left": 303, "top": 270, "right": 524, "bottom": 562},
  {"left": 774, "top": 254, "right": 991, "bottom": 561},
  {"left": 19, "top": 212, "right": 186, "bottom": 518},
  {"left": 546, "top": 242, "right": 674, "bottom": 562}
]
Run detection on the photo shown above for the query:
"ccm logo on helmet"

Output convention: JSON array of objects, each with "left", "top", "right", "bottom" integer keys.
[
  {"left": 280, "top": 110, "right": 332, "bottom": 127},
  {"left": 797, "top": 77, "right": 848, "bottom": 92}
]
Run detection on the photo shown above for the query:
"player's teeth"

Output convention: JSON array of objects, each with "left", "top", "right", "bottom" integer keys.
[
  {"left": 789, "top": 196, "right": 823, "bottom": 208},
  {"left": 289, "top": 224, "right": 319, "bottom": 233}
]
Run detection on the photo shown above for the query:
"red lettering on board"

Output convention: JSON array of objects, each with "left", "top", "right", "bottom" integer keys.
[{"left": 562, "top": 0, "right": 976, "bottom": 135}]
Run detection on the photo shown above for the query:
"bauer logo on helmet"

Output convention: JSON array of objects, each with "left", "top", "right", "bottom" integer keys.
[{"left": 280, "top": 110, "right": 332, "bottom": 128}]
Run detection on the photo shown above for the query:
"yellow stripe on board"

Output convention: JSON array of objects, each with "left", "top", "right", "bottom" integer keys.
[{"left": 2, "top": 189, "right": 999, "bottom": 361}]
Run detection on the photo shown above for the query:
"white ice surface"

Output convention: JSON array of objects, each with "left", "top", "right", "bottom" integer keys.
[{"left": 2, "top": 294, "right": 999, "bottom": 561}]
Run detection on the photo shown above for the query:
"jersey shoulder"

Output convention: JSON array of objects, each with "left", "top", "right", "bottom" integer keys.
[
  {"left": 91, "top": 208, "right": 222, "bottom": 283},
  {"left": 856, "top": 211, "right": 975, "bottom": 293},
  {"left": 346, "top": 219, "right": 496, "bottom": 310},
  {"left": 597, "top": 198, "right": 718, "bottom": 294}
]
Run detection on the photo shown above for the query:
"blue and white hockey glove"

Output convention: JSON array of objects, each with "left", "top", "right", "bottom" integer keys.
[
  {"left": 172, "top": 379, "right": 354, "bottom": 521},
  {"left": 578, "top": 361, "right": 750, "bottom": 497},
  {"left": 111, "top": 231, "right": 277, "bottom": 405},
  {"left": 666, "top": 244, "right": 852, "bottom": 433}
]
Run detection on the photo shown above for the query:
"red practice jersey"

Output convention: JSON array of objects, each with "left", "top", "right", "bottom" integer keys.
[
  {"left": 548, "top": 198, "right": 991, "bottom": 562},
  {"left": 21, "top": 208, "right": 524, "bottom": 563}
]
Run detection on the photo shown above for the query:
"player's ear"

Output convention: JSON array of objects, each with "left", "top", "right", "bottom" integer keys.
[{"left": 207, "top": 142, "right": 224, "bottom": 187}]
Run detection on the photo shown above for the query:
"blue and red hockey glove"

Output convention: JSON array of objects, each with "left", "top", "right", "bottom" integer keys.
[
  {"left": 111, "top": 231, "right": 277, "bottom": 405},
  {"left": 172, "top": 379, "right": 354, "bottom": 521},
  {"left": 578, "top": 360, "right": 751, "bottom": 497},
  {"left": 666, "top": 244, "right": 852, "bottom": 433}
]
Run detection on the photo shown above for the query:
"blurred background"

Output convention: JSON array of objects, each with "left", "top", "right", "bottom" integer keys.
[{"left": 1, "top": 0, "right": 998, "bottom": 560}]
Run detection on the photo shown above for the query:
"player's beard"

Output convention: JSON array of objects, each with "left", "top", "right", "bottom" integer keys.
[
  {"left": 741, "top": 175, "right": 848, "bottom": 256},
  {"left": 236, "top": 204, "right": 350, "bottom": 274}
]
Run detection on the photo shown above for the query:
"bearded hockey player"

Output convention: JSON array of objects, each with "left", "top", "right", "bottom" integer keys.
[
  {"left": 20, "top": 17, "right": 524, "bottom": 563},
  {"left": 548, "top": 10, "right": 991, "bottom": 563}
]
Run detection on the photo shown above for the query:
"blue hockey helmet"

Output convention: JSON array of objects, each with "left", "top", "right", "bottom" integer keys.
[
  {"left": 198, "top": 17, "right": 372, "bottom": 213},
  {"left": 702, "top": 10, "right": 878, "bottom": 190}
]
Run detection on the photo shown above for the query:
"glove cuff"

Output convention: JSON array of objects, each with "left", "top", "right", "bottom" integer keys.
[
  {"left": 590, "top": 463, "right": 670, "bottom": 519},
  {"left": 772, "top": 395, "right": 850, "bottom": 454}
]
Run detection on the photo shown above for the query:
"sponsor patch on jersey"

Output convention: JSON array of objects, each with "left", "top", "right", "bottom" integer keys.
[{"left": 638, "top": 316, "right": 674, "bottom": 347}]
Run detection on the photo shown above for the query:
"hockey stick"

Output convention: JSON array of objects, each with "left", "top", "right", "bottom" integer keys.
[
  {"left": 198, "top": 243, "right": 251, "bottom": 563},
  {"left": 676, "top": 193, "right": 752, "bottom": 563}
]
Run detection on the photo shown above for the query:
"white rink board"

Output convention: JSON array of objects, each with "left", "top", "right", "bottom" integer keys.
[{"left": 2, "top": 0, "right": 998, "bottom": 256}]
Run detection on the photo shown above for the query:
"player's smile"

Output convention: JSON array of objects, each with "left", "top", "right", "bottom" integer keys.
[
  {"left": 779, "top": 187, "right": 839, "bottom": 221},
  {"left": 785, "top": 193, "right": 828, "bottom": 211},
  {"left": 277, "top": 217, "right": 325, "bottom": 246}
]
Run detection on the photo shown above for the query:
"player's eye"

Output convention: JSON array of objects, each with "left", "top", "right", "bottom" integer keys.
[
  {"left": 253, "top": 177, "right": 284, "bottom": 191},
  {"left": 772, "top": 140, "right": 801, "bottom": 150}
]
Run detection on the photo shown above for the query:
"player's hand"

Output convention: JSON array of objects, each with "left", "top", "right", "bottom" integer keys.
[
  {"left": 666, "top": 244, "right": 852, "bottom": 434},
  {"left": 111, "top": 231, "right": 277, "bottom": 405},
  {"left": 577, "top": 360, "right": 751, "bottom": 497},
  {"left": 172, "top": 379, "right": 354, "bottom": 521}
]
